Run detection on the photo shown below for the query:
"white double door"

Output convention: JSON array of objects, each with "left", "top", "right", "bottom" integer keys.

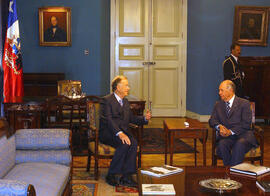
[{"left": 111, "top": 0, "right": 187, "bottom": 116}]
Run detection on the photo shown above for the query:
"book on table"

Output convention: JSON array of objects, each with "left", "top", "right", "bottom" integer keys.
[
  {"left": 230, "top": 163, "right": 270, "bottom": 176},
  {"left": 256, "top": 181, "right": 270, "bottom": 192},
  {"left": 142, "top": 184, "right": 176, "bottom": 195},
  {"left": 141, "top": 165, "right": 183, "bottom": 177}
]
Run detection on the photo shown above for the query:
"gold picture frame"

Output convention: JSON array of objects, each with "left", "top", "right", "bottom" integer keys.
[
  {"left": 233, "top": 6, "right": 269, "bottom": 46},
  {"left": 39, "top": 7, "right": 71, "bottom": 46}
]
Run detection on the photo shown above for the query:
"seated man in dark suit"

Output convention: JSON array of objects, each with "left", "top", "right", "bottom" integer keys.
[
  {"left": 209, "top": 80, "right": 257, "bottom": 166},
  {"left": 99, "top": 75, "right": 151, "bottom": 187}
]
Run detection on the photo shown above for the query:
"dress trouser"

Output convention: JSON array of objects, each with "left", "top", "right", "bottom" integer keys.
[
  {"left": 108, "top": 134, "right": 137, "bottom": 175},
  {"left": 216, "top": 135, "right": 253, "bottom": 166}
]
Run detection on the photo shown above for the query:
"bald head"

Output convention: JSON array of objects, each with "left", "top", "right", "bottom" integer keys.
[{"left": 219, "top": 80, "right": 235, "bottom": 102}]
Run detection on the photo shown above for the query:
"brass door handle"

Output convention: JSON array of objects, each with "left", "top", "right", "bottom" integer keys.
[{"left": 142, "top": 62, "right": 156, "bottom": 65}]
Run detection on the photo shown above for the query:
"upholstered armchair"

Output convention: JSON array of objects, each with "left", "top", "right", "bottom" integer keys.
[
  {"left": 212, "top": 102, "right": 264, "bottom": 166},
  {"left": 0, "top": 118, "right": 72, "bottom": 196},
  {"left": 86, "top": 98, "right": 143, "bottom": 180}
]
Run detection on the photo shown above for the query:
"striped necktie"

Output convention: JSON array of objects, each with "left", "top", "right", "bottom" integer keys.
[
  {"left": 226, "top": 102, "right": 230, "bottom": 116},
  {"left": 119, "top": 99, "right": 123, "bottom": 107}
]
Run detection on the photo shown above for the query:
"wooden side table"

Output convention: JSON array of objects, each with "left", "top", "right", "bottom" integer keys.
[
  {"left": 137, "top": 168, "right": 185, "bottom": 196},
  {"left": 164, "top": 118, "right": 208, "bottom": 166}
]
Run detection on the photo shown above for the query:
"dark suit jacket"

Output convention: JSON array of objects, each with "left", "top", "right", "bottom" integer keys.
[
  {"left": 99, "top": 93, "right": 147, "bottom": 145},
  {"left": 44, "top": 26, "right": 67, "bottom": 42},
  {"left": 209, "top": 96, "right": 257, "bottom": 146},
  {"left": 223, "top": 55, "right": 244, "bottom": 97}
]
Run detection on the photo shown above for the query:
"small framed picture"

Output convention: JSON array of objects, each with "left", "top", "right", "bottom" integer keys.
[
  {"left": 39, "top": 7, "right": 71, "bottom": 46},
  {"left": 233, "top": 6, "right": 269, "bottom": 46}
]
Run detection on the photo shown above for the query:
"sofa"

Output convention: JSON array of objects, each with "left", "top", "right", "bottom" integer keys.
[{"left": 0, "top": 118, "right": 72, "bottom": 196}]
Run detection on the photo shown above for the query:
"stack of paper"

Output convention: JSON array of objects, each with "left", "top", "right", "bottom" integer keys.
[
  {"left": 141, "top": 165, "right": 183, "bottom": 177},
  {"left": 230, "top": 163, "right": 270, "bottom": 176},
  {"left": 142, "top": 184, "right": 175, "bottom": 195}
]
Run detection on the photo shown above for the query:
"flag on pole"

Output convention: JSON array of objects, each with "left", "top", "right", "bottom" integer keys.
[{"left": 2, "top": 0, "right": 23, "bottom": 102}]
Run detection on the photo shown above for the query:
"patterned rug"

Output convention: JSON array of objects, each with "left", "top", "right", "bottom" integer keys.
[
  {"left": 72, "top": 181, "right": 97, "bottom": 196},
  {"left": 142, "top": 128, "right": 197, "bottom": 154},
  {"left": 73, "top": 168, "right": 138, "bottom": 194},
  {"left": 73, "top": 128, "right": 197, "bottom": 156}
]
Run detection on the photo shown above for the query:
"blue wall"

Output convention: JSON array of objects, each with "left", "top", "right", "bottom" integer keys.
[
  {"left": 17, "top": 0, "right": 110, "bottom": 96},
  {"left": 17, "top": 0, "right": 270, "bottom": 115},
  {"left": 187, "top": 0, "right": 270, "bottom": 115}
]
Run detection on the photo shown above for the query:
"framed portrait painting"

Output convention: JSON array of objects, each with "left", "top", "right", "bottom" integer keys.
[
  {"left": 39, "top": 7, "right": 71, "bottom": 46},
  {"left": 233, "top": 6, "right": 269, "bottom": 46}
]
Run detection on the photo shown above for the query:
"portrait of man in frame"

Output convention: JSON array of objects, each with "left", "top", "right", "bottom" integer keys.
[
  {"left": 39, "top": 7, "right": 71, "bottom": 46},
  {"left": 233, "top": 6, "right": 269, "bottom": 46}
]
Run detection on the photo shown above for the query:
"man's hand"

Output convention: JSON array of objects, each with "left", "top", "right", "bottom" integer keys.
[
  {"left": 219, "top": 125, "right": 232, "bottom": 137},
  {"left": 145, "top": 109, "right": 152, "bottom": 121},
  {"left": 118, "top": 132, "right": 131, "bottom": 145}
]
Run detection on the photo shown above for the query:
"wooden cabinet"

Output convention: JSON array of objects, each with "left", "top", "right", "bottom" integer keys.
[
  {"left": 24, "top": 73, "right": 65, "bottom": 96},
  {"left": 239, "top": 56, "right": 270, "bottom": 119}
]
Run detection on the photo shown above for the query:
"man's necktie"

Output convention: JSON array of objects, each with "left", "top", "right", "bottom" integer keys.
[
  {"left": 119, "top": 99, "right": 123, "bottom": 107},
  {"left": 226, "top": 102, "right": 230, "bottom": 116}
]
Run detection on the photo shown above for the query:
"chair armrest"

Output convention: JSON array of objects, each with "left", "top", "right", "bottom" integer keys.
[
  {"left": 0, "top": 180, "right": 36, "bottom": 196},
  {"left": 254, "top": 125, "right": 263, "bottom": 136},
  {"left": 253, "top": 125, "right": 264, "bottom": 152}
]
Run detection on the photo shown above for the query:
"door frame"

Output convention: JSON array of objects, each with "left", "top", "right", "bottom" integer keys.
[{"left": 110, "top": 0, "right": 187, "bottom": 117}]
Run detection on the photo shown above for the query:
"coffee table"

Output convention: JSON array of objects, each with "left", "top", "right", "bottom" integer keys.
[
  {"left": 138, "top": 166, "right": 270, "bottom": 196},
  {"left": 163, "top": 118, "right": 208, "bottom": 166}
]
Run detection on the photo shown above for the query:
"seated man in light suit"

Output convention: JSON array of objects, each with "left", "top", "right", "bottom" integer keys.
[
  {"left": 209, "top": 80, "right": 257, "bottom": 166},
  {"left": 99, "top": 75, "right": 151, "bottom": 187}
]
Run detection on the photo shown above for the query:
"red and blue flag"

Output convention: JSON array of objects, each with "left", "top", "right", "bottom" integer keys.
[{"left": 2, "top": 0, "right": 23, "bottom": 102}]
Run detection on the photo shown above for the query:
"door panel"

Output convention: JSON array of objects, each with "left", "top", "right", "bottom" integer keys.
[
  {"left": 119, "top": 67, "right": 145, "bottom": 100},
  {"left": 152, "top": 67, "right": 178, "bottom": 108},
  {"left": 112, "top": 0, "right": 186, "bottom": 116},
  {"left": 119, "top": 0, "right": 145, "bottom": 36},
  {"left": 153, "top": 45, "right": 179, "bottom": 60},
  {"left": 153, "top": 0, "right": 180, "bottom": 37},
  {"left": 119, "top": 44, "right": 145, "bottom": 60}
]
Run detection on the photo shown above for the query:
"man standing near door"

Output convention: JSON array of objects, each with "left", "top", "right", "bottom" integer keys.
[{"left": 99, "top": 75, "right": 151, "bottom": 187}]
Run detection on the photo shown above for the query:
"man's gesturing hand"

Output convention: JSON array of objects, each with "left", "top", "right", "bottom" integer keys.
[
  {"left": 145, "top": 109, "right": 152, "bottom": 121},
  {"left": 118, "top": 132, "right": 131, "bottom": 145}
]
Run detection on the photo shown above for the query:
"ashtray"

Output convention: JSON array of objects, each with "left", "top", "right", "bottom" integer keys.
[{"left": 199, "top": 178, "right": 242, "bottom": 194}]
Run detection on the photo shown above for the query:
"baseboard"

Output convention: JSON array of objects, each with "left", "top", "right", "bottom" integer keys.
[{"left": 186, "top": 110, "right": 211, "bottom": 122}]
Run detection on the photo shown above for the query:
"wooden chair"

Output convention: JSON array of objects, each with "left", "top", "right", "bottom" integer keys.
[
  {"left": 86, "top": 98, "right": 143, "bottom": 180},
  {"left": 212, "top": 102, "right": 264, "bottom": 166},
  {"left": 57, "top": 80, "right": 82, "bottom": 97},
  {"left": 45, "top": 95, "right": 75, "bottom": 129}
]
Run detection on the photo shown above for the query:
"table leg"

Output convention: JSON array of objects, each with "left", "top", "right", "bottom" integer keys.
[
  {"left": 170, "top": 131, "right": 174, "bottom": 166},
  {"left": 203, "top": 130, "right": 207, "bottom": 166},
  {"left": 164, "top": 123, "right": 168, "bottom": 164},
  {"left": 194, "top": 139, "right": 197, "bottom": 166}
]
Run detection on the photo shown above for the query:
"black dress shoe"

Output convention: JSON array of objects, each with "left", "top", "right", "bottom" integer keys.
[
  {"left": 119, "top": 175, "right": 137, "bottom": 187},
  {"left": 106, "top": 174, "right": 119, "bottom": 186}
]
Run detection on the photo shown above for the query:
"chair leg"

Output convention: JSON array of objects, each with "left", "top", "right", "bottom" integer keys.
[
  {"left": 260, "top": 158, "right": 263, "bottom": 166},
  {"left": 212, "top": 156, "right": 217, "bottom": 166},
  {"left": 87, "top": 152, "right": 91, "bottom": 172},
  {"left": 94, "top": 157, "right": 98, "bottom": 180}
]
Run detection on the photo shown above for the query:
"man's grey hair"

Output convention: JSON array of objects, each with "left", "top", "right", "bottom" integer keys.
[{"left": 111, "top": 75, "right": 127, "bottom": 92}]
